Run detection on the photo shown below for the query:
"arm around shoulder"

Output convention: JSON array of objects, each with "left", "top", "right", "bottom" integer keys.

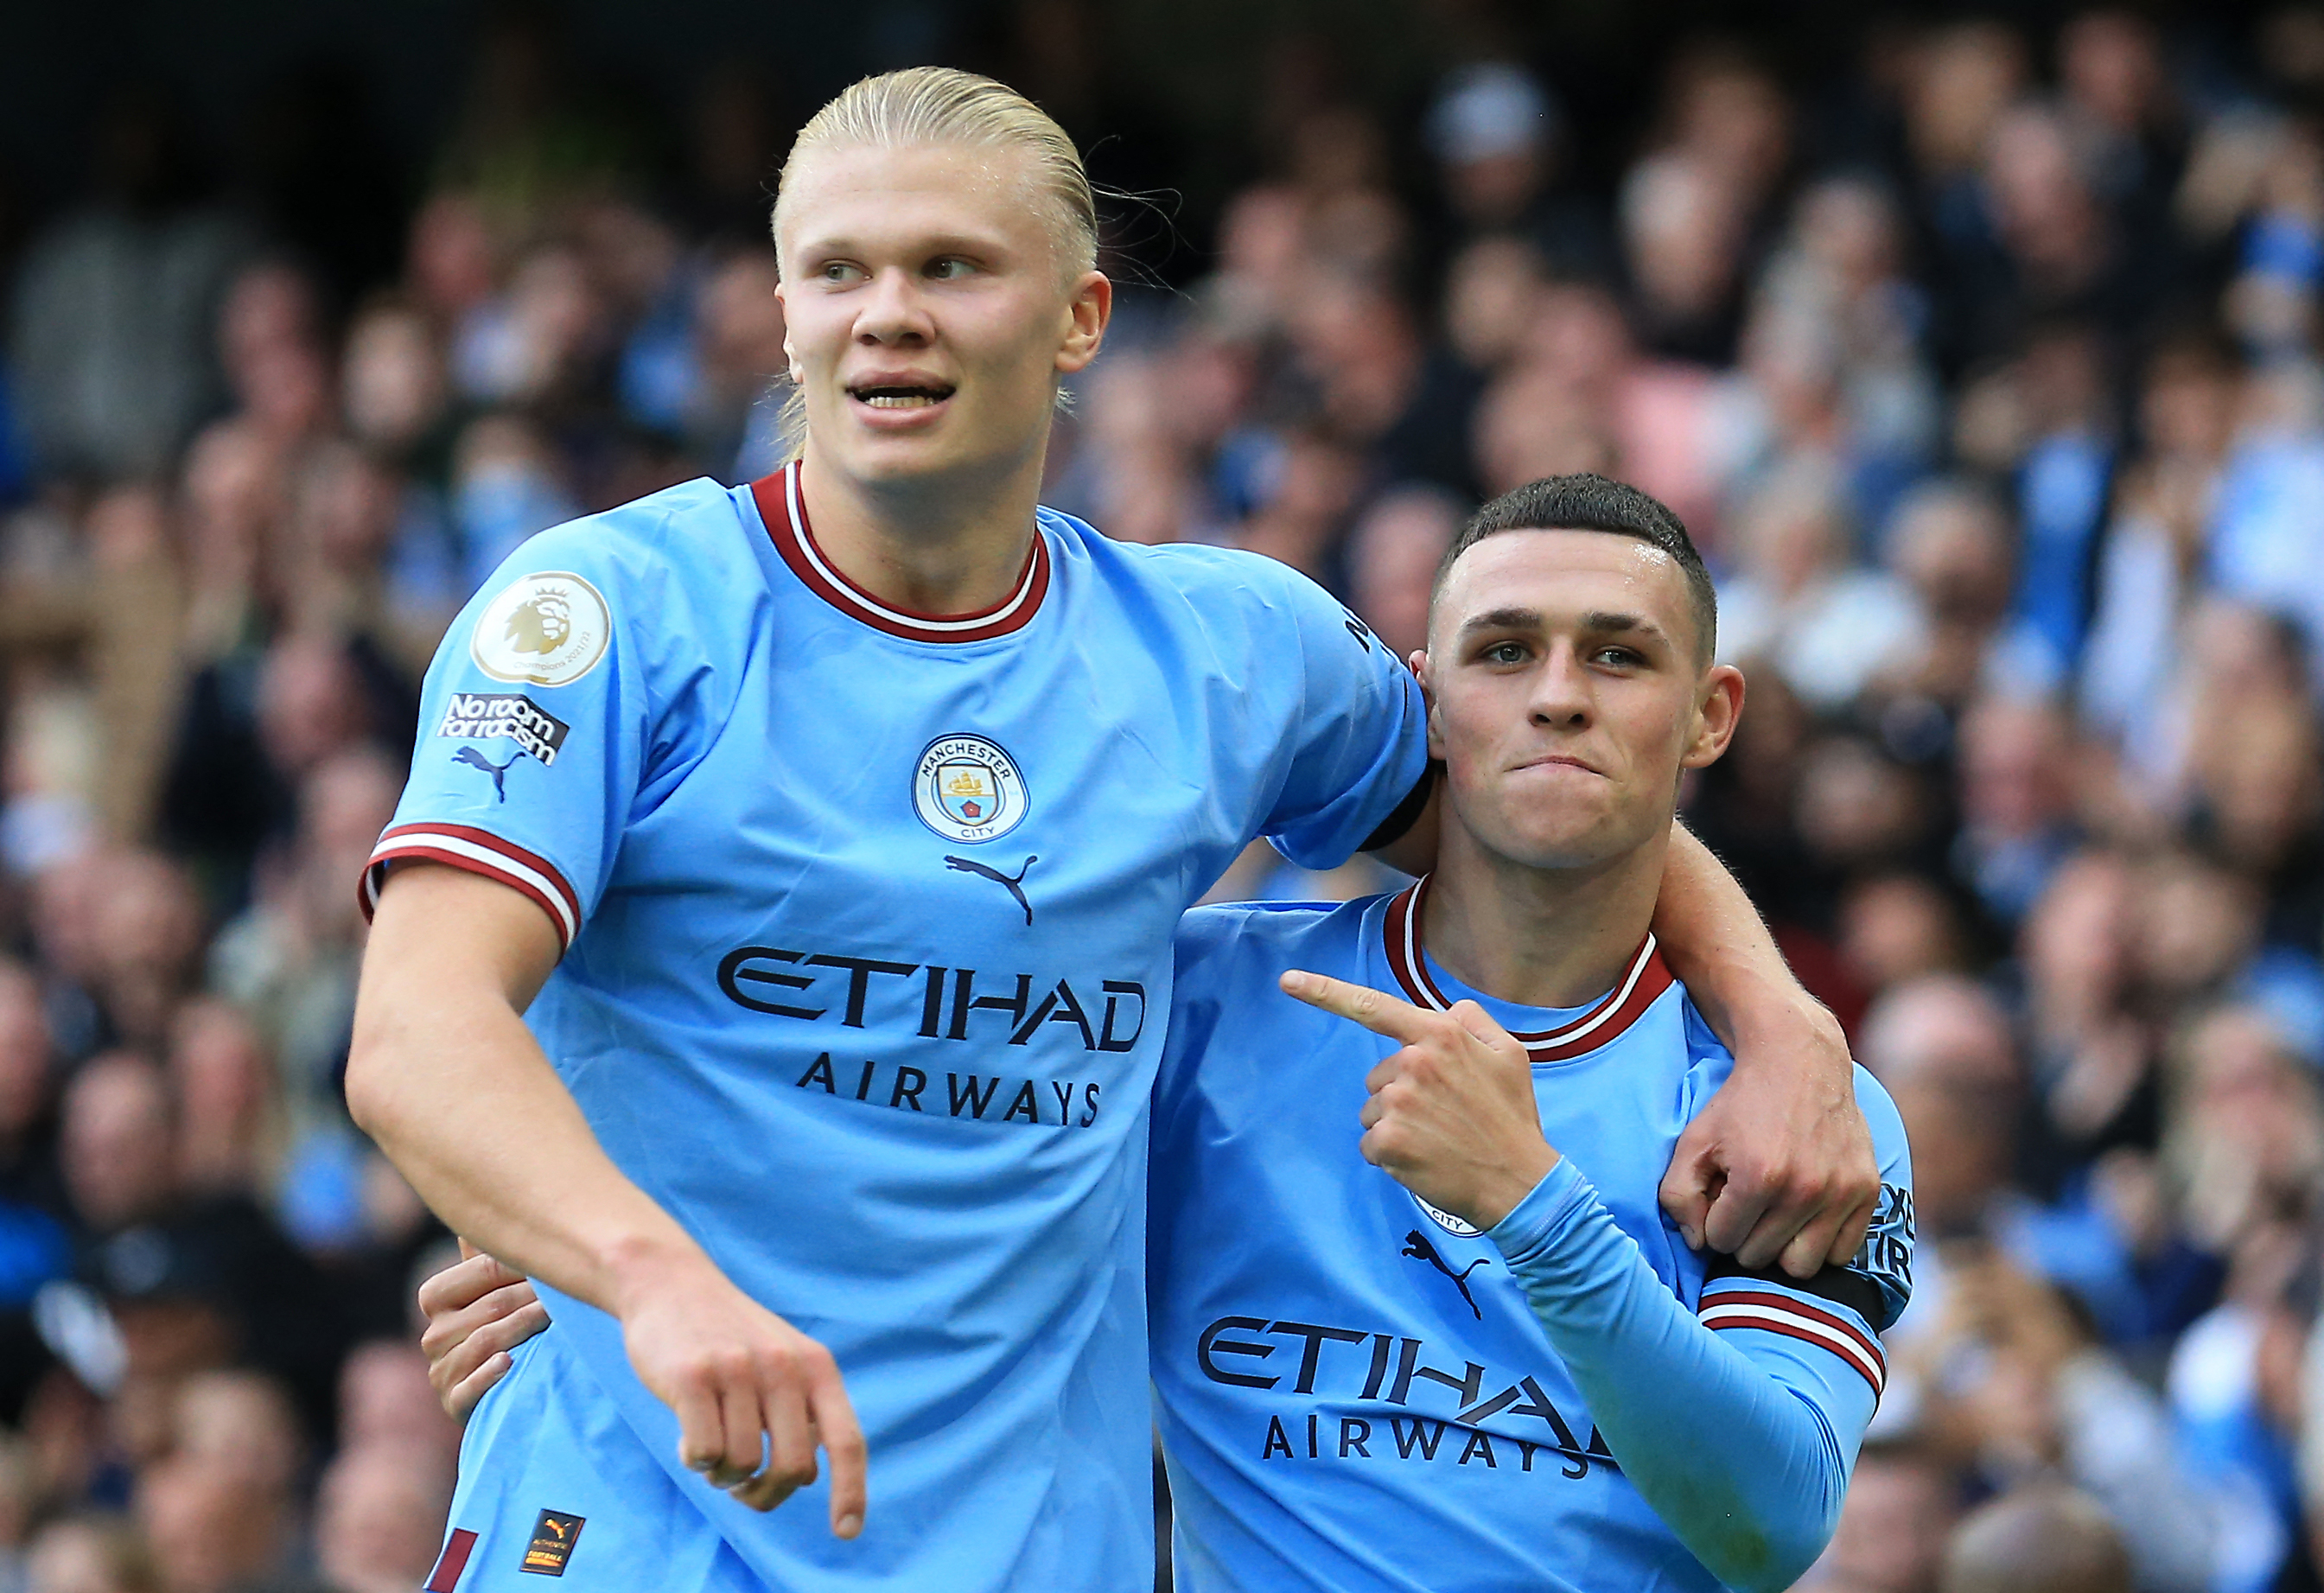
[{"left": 1652, "top": 825, "right": 1878, "bottom": 1276}]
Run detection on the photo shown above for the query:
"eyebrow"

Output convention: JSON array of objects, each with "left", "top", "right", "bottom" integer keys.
[
  {"left": 790, "top": 229, "right": 1011, "bottom": 260},
  {"left": 1579, "top": 610, "right": 1671, "bottom": 646},
  {"left": 1455, "top": 607, "right": 1673, "bottom": 646},
  {"left": 1457, "top": 607, "right": 1546, "bottom": 637}
]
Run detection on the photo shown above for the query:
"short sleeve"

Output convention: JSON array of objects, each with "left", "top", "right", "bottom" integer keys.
[
  {"left": 360, "top": 531, "right": 652, "bottom": 954},
  {"left": 1259, "top": 572, "right": 1429, "bottom": 870}
]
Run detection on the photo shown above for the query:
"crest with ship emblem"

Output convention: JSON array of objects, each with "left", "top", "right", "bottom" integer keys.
[{"left": 914, "top": 734, "right": 1028, "bottom": 843}]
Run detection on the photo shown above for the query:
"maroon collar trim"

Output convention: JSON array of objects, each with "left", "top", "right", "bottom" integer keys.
[
  {"left": 1381, "top": 877, "right": 1673, "bottom": 1062},
  {"left": 748, "top": 460, "right": 1049, "bottom": 643}
]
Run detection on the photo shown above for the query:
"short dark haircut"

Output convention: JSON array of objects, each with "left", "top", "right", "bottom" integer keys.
[{"left": 1432, "top": 473, "right": 1717, "bottom": 663}]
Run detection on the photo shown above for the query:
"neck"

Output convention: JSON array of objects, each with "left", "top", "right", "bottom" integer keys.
[
  {"left": 1421, "top": 816, "right": 1670, "bottom": 1010},
  {"left": 795, "top": 441, "right": 1049, "bottom": 616}
]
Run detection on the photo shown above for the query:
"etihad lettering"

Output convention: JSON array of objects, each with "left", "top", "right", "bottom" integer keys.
[
  {"left": 717, "top": 946, "right": 1146, "bottom": 1054},
  {"left": 793, "top": 1051, "right": 1101, "bottom": 1130},
  {"left": 1197, "top": 1313, "right": 1620, "bottom": 1480}
]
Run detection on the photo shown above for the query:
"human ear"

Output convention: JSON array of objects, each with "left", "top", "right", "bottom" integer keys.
[
  {"left": 1680, "top": 665, "right": 1744, "bottom": 769},
  {"left": 1056, "top": 271, "right": 1113, "bottom": 374},
  {"left": 1414, "top": 649, "right": 1448, "bottom": 761}
]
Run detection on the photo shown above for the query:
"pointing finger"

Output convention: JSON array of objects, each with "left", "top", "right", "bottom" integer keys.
[
  {"left": 419, "top": 1252, "right": 525, "bottom": 1320},
  {"left": 1280, "top": 970, "right": 1433, "bottom": 1044}
]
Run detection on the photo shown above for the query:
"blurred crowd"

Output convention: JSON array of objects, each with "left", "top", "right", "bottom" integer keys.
[
  {"left": 7, "top": 4, "right": 2324, "bottom": 1593},
  {"left": 1131, "top": 10, "right": 2324, "bottom": 1593}
]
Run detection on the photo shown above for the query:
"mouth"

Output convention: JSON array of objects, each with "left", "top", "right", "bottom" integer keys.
[
  {"left": 848, "top": 381, "right": 958, "bottom": 412},
  {"left": 1515, "top": 754, "right": 1601, "bottom": 777}
]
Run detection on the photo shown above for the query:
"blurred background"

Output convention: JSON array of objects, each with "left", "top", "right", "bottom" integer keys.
[{"left": 3, "top": 1, "right": 2324, "bottom": 1590}]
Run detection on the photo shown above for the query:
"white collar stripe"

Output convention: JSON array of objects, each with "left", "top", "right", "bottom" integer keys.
[
  {"left": 1391, "top": 879, "right": 1659, "bottom": 1048},
  {"left": 779, "top": 464, "right": 1043, "bottom": 634}
]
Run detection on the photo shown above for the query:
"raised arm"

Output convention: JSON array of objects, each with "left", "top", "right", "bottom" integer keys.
[
  {"left": 1652, "top": 825, "right": 1875, "bottom": 1275},
  {"left": 348, "top": 863, "right": 865, "bottom": 1534}
]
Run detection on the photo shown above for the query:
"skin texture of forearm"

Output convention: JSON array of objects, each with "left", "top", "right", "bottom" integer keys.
[
  {"left": 347, "top": 863, "right": 708, "bottom": 1318},
  {"left": 1651, "top": 823, "right": 1836, "bottom": 1059},
  {"left": 1491, "top": 1161, "right": 1861, "bottom": 1593}
]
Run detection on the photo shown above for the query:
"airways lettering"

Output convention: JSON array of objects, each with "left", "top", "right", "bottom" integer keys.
[
  {"left": 794, "top": 1052, "right": 1102, "bottom": 1130},
  {"left": 717, "top": 946, "right": 1146, "bottom": 1055}
]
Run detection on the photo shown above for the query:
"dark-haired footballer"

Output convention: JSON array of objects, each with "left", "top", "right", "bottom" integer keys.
[
  {"left": 412, "top": 475, "right": 1910, "bottom": 1593},
  {"left": 1150, "top": 476, "right": 1911, "bottom": 1592}
]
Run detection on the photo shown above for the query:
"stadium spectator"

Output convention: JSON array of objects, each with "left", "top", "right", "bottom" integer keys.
[
  {"left": 1939, "top": 1482, "right": 2130, "bottom": 1593},
  {"left": 1810, "top": 1443, "right": 1961, "bottom": 1593},
  {"left": 310, "top": 1443, "right": 450, "bottom": 1593},
  {"left": 1715, "top": 456, "right": 1925, "bottom": 710}
]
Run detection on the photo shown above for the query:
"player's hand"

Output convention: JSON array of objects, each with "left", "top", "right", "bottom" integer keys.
[
  {"left": 418, "top": 1241, "right": 551, "bottom": 1422},
  {"left": 612, "top": 1246, "right": 867, "bottom": 1537},
  {"left": 1282, "top": 969, "right": 1556, "bottom": 1233},
  {"left": 1659, "top": 1003, "right": 1876, "bottom": 1278}
]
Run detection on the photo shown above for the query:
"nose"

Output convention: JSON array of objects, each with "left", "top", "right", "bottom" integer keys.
[
  {"left": 1528, "top": 641, "right": 1592, "bottom": 730},
  {"left": 855, "top": 266, "right": 934, "bottom": 347}
]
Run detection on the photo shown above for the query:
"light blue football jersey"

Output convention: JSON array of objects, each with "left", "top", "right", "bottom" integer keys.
[
  {"left": 366, "top": 462, "right": 1427, "bottom": 1592},
  {"left": 1149, "top": 885, "right": 1914, "bottom": 1593}
]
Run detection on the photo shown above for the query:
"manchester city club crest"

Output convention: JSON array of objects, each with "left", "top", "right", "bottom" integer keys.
[{"left": 914, "top": 735, "right": 1028, "bottom": 843}]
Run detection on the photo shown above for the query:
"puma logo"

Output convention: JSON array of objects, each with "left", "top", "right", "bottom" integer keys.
[
  {"left": 1403, "top": 1228, "right": 1489, "bottom": 1320},
  {"left": 454, "top": 745, "right": 521, "bottom": 802},
  {"left": 944, "top": 855, "right": 1037, "bottom": 926}
]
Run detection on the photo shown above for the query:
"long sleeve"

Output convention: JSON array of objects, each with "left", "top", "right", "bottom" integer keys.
[{"left": 1488, "top": 1157, "right": 1882, "bottom": 1593}]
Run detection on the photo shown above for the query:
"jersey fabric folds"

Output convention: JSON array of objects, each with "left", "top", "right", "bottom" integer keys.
[
  {"left": 1149, "top": 889, "right": 1914, "bottom": 1593},
  {"left": 366, "top": 463, "right": 1427, "bottom": 1592}
]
